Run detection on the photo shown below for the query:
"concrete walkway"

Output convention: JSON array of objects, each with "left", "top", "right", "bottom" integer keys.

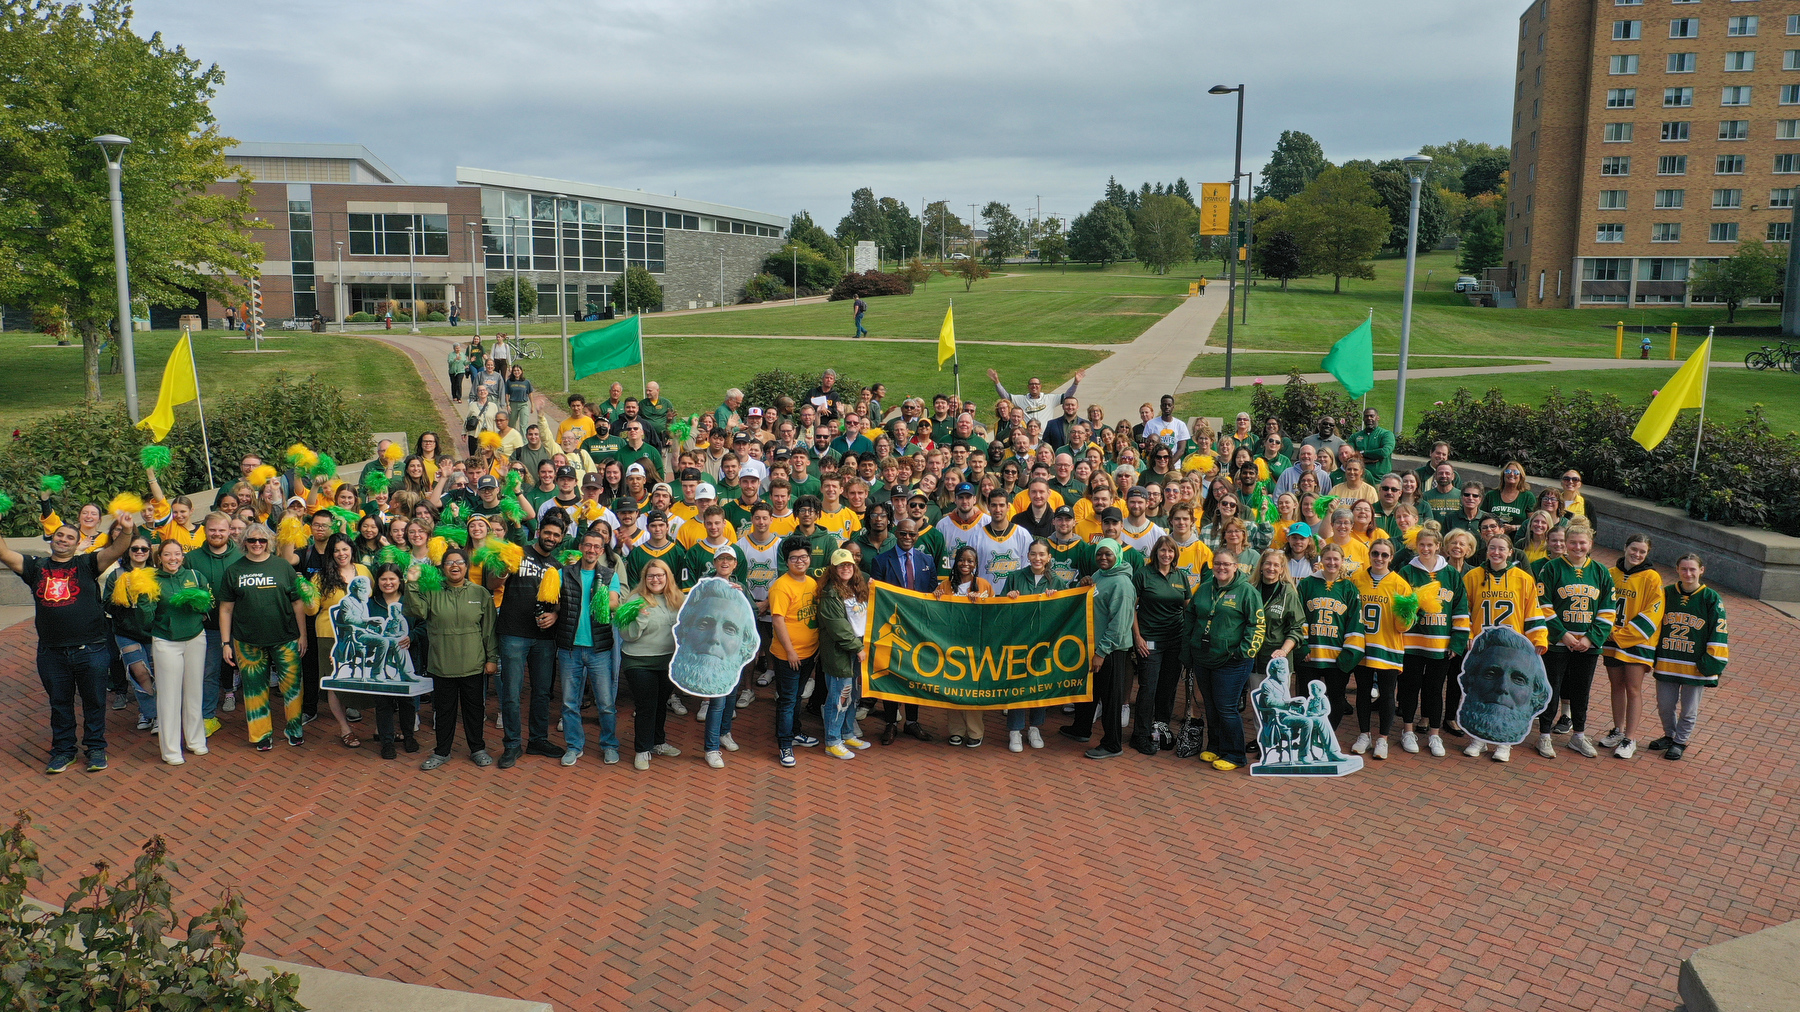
[
  {"left": 1072, "top": 289, "right": 1229, "bottom": 423},
  {"left": 649, "top": 333, "right": 1119, "bottom": 351}
]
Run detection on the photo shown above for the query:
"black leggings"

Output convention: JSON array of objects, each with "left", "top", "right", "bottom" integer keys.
[
  {"left": 1295, "top": 666, "right": 1351, "bottom": 730},
  {"left": 623, "top": 653, "right": 674, "bottom": 753},
  {"left": 1398, "top": 654, "right": 1451, "bottom": 729},
  {"left": 1540, "top": 650, "right": 1599, "bottom": 734},
  {"left": 1354, "top": 666, "right": 1399, "bottom": 735},
  {"left": 431, "top": 675, "right": 486, "bottom": 757},
  {"left": 374, "top": 695, "right": 417, "bottom": 743},
  {"left": 1135, "top": 644, "right": 1184, "bottom": 728},
  {"left": 878, "top": 700, "right": 920, "bottom": 724}
]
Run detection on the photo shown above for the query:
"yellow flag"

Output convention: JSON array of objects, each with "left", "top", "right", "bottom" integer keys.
[
  {"left": 136, "top": 333, "right": 199, "bottom": 442},
  {"left": 937, "top": 304, "right": 955, "bottom": 370},
  {"left": 1631, "top": 337, "right": 1710, "bottom": 450}
]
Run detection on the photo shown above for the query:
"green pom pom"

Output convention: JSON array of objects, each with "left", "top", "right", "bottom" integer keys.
[
  {"left": 1392, "top": 591, "right": 1420, "bottom": 626},
  {"left": 414, "top": 565, "right": 445, "bottom": 592},
  {"left": 292, "top": 575, "right": 319, "bottom": 606},
  {"left": 470, "top": 541, "right": 506, "bottom": 574},
  {"left": 669, "top": 418, "right": 693, "bottom": 445},
  {"left": 362, "top": 472, "right": 390, "bottom": 493},
  {"left": 499, "top": 497, "right": 525, "bottom": 522},
  {"left": 310, "top": 455, "right": 338, "bottom": 479},
  {"left": 40, "top": 475, "right": 65, "bottom": 494},
  {"left": 168, "top": 587, "right": 215, "bottom": 613},
  {"left": 589, "top": 586, "right": 612, "bottom": 623},
  {"left": 446, "top": 500, "right": 464, "bottom": 521},
  {"left": 140, "top": 445, "right": 172, "bottom": 471},
  {"left": 432, "top": 523, "right": 468, "bottom": 547},
  {"left": 1312, "top": 495, "right": 1338, "bottom": 522},
  {"left": 375, "top": 545, "right": 412, "bottom": 567},
  {"left": 558, "top": 549, "right": 582, "bottom": 566},
  {"left": 503, "top": 471, "right": 523, "bottom": 496},
  {"left": 0, "top": 491, "right": 13, "bottom": 517},
  {"left": 613, "top": 596, "right": 645, "bottom": 627}
]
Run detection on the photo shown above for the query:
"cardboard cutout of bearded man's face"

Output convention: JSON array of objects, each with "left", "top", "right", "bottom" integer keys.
[
  {"left": 670, "top": 577, "right": 759, "bottom": 698},
  {"left": 1456, "top": 626, "right": 1552, "bottom": 745}
]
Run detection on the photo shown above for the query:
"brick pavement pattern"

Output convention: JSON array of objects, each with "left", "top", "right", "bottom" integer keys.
[{"left": 0, "top": 586, "right": 1795, "bottom": 1010}]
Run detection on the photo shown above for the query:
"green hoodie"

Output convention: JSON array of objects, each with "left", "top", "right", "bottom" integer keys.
[
  {"left": 140, "top": 567, "right": 211, "bottom": 642},
  {"left": 1089, "top": 539, "right": 1137, "bottom": 657},
  {"left": 1182, "top": 571, "right": 1266, "bottom": 670}
]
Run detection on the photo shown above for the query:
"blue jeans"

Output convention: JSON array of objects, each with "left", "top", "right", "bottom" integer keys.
[
  {"left": 499, "top": 635, "right": 557, "bottom": 751},
  {"left": 774, "top": 654, "right": 816, "bottom": 750},
  {"left": 40, "top": 640, "right": 110, "bottom": 759},
  {"left": 854, "top": 313, "right": 867, "bottom": 337},
  {"left": 115, "top": 635, "right": 156, "bottom": 724},
  {"left": 822, "top": 670, "right": 859, "bottom": 746},
  {"left": 703, "top": 682, "right": 740, "bottom": 753},
  {"left": 558, "top": 645, "right": 617, "bottom": 752},
  {"left": 201, "top": 628, "right": 223, "bottom": 720},
  {"left": 1006, "top": 707, "right": 1049, "bottom": 731},
  {"left": 1199, "top": 656, "right": 1255, "bottom": 764}
]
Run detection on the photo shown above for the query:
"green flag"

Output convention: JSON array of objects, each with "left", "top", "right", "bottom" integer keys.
[
  {"left": 1321, "top": 317, "right": 1375, "bottom": 398},
  {"left": 570, "top": 315, "right": 643, "bottom": 379}
]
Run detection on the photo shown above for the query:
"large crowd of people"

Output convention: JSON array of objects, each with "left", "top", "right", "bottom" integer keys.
[{"left": 3, "top": 355, "right": 1730, "bottom": 775}]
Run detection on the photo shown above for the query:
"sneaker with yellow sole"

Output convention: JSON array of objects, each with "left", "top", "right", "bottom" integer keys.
[
  {"left": 825, "top": 743, "right": 856, "bottom": 760},
  {"left": 203, "top": 717, "right": 222, "bottom": 737},
  {"left": 1211, "top": 758, "right": 1240, "bottom": 771},
  {"left": 843, "top": 736, "right": 871, "bottom": 750}
]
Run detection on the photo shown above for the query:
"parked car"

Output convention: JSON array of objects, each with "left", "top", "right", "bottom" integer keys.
[
  {"left": 1453, "top": 276, "right": 1481, "bottom": 292},
  {"left": 948, "top": 252, "right": 970, "bottom": 260}
]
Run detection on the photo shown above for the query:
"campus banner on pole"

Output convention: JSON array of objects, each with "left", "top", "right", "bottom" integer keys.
[
  {"left": 1199, "top": 183, "right": 1231, "bottom": 235},
  {"left": 861, "top": 583, "right": 1094, "bottom": 710},
  {"left": 570, "top": 315, "right": 644, "bottom": 379}
]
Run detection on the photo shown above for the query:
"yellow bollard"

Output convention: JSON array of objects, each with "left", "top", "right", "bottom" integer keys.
[
  {"left": 1616, "top": 321, "right": 1624, "bottom": 359},
  {"left": 1670, "top": 321, "right": 1678, "bottom": 360}
]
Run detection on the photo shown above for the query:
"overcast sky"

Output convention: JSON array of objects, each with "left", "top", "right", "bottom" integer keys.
[{"left": 136, "top": 0, "right": 1516, "bottom": 228}]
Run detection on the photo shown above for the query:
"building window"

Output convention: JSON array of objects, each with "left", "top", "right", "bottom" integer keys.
[
  {"left": 1668, "top": 52, "right": 1697, "bottom": 73},
  {"left": 288, "top": 200, "right": 315, "bottom": 319},
  {"left": 1787, "top": 51, "right": 1800, "bottom": 71},
  {"left": 1607, "top": 88, "right": 1637, "bottom": 108},
  {"left": 1584, "top": 258, "right": 1625, "bottom": 280},
  {"left": 1771, "top": 187, "right": 1796, "bottom": 208},
  {"left": 1717, "top": 154, "right": 1747, "bottom": 173},
  {"left": 1724, "top": 51, "right": 1756, "bottom": 72},
  {"left": 1599, "top": 190, "right": 1629, "bottom": 209},
  {"left": 1780, "top": 120, "right": 1800, "bottom": 139},
  {"left": 1791, "top": 14, "right": 1800, "bottom": 35},
  {"left": 1613, "top": 19, "right": 1642, "bottom": 40},
  {"left": 1662, "top": 120, "right": 1691, "bottom": 141},
  {"left": 1720, "top": 120, "right": 1750, "bottom": 140},
  {"left": 1665, "top": 87, "right": 1694, "bottom": 107},
  {"left": 1710, "top": 222, "right": 1740, "bottom": 242},
  {"left": 1713, "top": 188, "right": 1743, "bottom": 208},
  {"left": 1605, "top": 122, "right": 1635, "bottom": 142},
  {"left": 1639, "top": 258, "right": 1689, "bottom": 281},
  {"left": 1722, "top": 86, "right": 1753, "bottom": 106},
  {"left": 1597, "top": 224, "right": 1626, "bottom": 242},
  {"left": 347, "top": 213, "right": 449, "bottom": 256},
  {"left": 1776, "top": 154, "right": 1800, "bottom": 172},
  {"left": 1533, "top": 98, "right": 1541, "bottom": 119},
  {"left": 1610, "top": 53, "right": 1640, "bottom": 74},
  {"left": 1728, "top": 15, "right": 1758, "bottom": 37},
  {"left": 1656, "top": 189, "right": 1686, "bottom": 208},
  {"left": 1660, "top": 154, "right": 1689, "bottom": 174},
  {"left": 1670, "top": 18, "right": 1699, "bottom": 39},
  {"left": 1652, "top": 223, "right": 1684, "bottom": 242},
  {"left": 1615, "top": 0, "right": 1641, "bottom": 5},
  {"left": 1783, "top": 84, "right": 1800, "bottom": 104},
  {"left": 1770, "top": 222, "right": 1793, "bottom": 242},
  {"left": 1602, "top": 156, "right": 1632, "bottom": 175}
]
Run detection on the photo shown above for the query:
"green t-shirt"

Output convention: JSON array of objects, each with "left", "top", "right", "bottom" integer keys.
[
  {"left": 615, "top": 444, "right": 661, "bottom": 481},
  {"left": 582, "top": 435, "right": 624, "bottom": 461},
  {"left": 788, "top": 476, "right": 822, "bottom": 502},
  {"left": 721, "top": 498, "right": 761, "bottom": 531},
  {"left": 219, "top": 556, "right": 301, "bottom": 646}
]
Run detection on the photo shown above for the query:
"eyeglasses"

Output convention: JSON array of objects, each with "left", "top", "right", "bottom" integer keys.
[
  {"left": 244, "top": 538, "right": 269, "bottom": 545},
  {"left": 1561, "top": 475, "right": 1581, "bottom": 484}
]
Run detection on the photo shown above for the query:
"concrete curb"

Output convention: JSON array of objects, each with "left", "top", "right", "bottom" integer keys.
[{"left": 1678, "top": 919, "right": 1800, "bottom": 1012}]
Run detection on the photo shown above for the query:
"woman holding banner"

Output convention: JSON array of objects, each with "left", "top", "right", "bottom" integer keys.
[
  {"left": 935, "top": 545, "right": 993, "bottom": 747},
  {"left": 1000, "top": 539, "right": 1069, "bottom": 752}
]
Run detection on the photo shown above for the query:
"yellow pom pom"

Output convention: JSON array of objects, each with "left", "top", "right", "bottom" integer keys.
[
  {"left": 110, "top": 574, "right": 132, "bottom": 607},
  {"left": 496, "top": 540, "right": 523, "bottom": 575},
  {"left": 1402, "top": 525, "right": 1421, "bottom": 551},
  {"left": 428, "top": 537, "right": 448, "bottom": 565},
  {"left": 106, "top": 492, "right": 145, "bottom": 517},
  {"left": 1255, "top": 458, "right": 1271, "bottom": 482},
  {"left": 248, "top": 465, "right": 279, "bottom": 490},
  {"left": 277, "top": 516, "right": 309, "bottom": 549},
  {"left": 127, "top": 566, "right": 160, "bottom": 602},
  {"left": 477, "top": 431, "right": 503, "bottom": 452},
  {"left": 383, "top": 442, "right": 405, "bottom": 463},
  {"left": 1184, "top": 454, "right": 1215, "bottom": 475},
  {"left": 537, "top": 566, "right": 562, "bottom": 604},
  {"left": 286, "top": 443, "right": 319, "bottom": 471}
]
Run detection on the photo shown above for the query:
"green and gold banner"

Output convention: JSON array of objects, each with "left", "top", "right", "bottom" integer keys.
[{"left": 862, "top": 584, "right": 1094, "bottom": 710}]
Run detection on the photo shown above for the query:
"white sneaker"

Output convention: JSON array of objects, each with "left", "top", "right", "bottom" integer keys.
[
  {"left": 554, "top": 718, "right": 562, "bottom": 733},
  {"left": 633, "top": 751, "right": 650, "bottom": 770},
  {"left": 1351, "top": 732, "right": 1371, "bottom": 754},
  {"left": 1372, "top": 737, "right": 1389, "bottom": 760},
  {"left": 1026, "top": 727, "right": 1045, "bottom": 749},
  {"left": 720, "top": 733, "right": 739, "bottom": 752},
  {"left": 1536, "top": 733, "right": 1556, "bottom": 759},
  {"left": 1120, "top": 703, "right": 1131, "bottom": 727},
  {"left": 1597, "top": 727, "right": 1625, "bottom": 749},
  {"left": 1569, "top": 732, "right": 1598, "bottom": 758},
  {"left": 855, "top": 705, "right": 871, "bottom": 720},
  {"left": 736, "top": 688, "right": 756, "bottom": 709},
  {"left": 1462, "top": 741, "right": 1485, "bottom": 757},
  {"left": 705, "top": 750, "right": 725, "bottom": 769},
  {"left": 652, "top": 742, "right": 681, "bottom": 757},
  {"left": 495, "top": 712, "right": 504, "bottom": 729},
  {"left": 1427, "top": 734, "right": 1446, "bottom": 757},
  {"left": 1614, "top": 739, "right": 1637, "bottom": 759},
  {"left": 1400, "top": 730, "right": 1419, "bottom": 753},
  {"left": 695, "top": 701, "right": 709, "bottom": 722},
  {"left": 1492, "top": 743, "right": 1511, "bottom": 763},
  {"left": 755, "top": 669, "right": 774, "bottom": 686},
  {"left": 1008, "top": 730, "right": 1024, "bottom": 753},
  {"left": 668, "top": 695, "right": 688, "bottom": 716}
]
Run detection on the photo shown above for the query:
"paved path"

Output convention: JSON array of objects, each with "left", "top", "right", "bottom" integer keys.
[
  {"left": 1071, "top": 290, "right": 1228, "bottom": 423},
  {"left": 0, "top": 560, "right": 1793, "bottom": 1010},
  {"left": 646, "top": 333, "right": 1119, "bottom": 351}
]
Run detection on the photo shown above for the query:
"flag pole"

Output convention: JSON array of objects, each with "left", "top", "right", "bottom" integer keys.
[
  {"left": 637, "top": 317, "right": 647, "bottom": 398},
  {"left": 184, "top": 328, "right": 217, "bottom": 490},
  {"left": 1692, "top": 327, "right": 1712, "bottom": 473}
]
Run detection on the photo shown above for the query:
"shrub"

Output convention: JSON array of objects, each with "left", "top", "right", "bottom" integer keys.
[
  {"left": 828, "top": 270, "right": 913, "bottom": 301},
  {"left": 1404, "top": 385, "right": 1800, "bottom": 534},
  {"left": 740, "top": 369, "right": 865, "bottom": 414},
  {"left": 1248, "top": 370, "right": 1364, "bottom": 438},
  {"left": 427, "top": 311, "right": 447, "bottom": 322},
  {"left": 490, "top": 277, "right": 538, "bottom": 318},
  {"left": 347, "top": 311, "right": 376, "bottom": 323},
  {"left": 0, "top": 811, "right": 307, "bottom": 1010},
  {"left": 743, "top": 273, "right": 790, "bottom": 303},
  {"left": 763, "top": 241, "right": 842, "bottom": 290},
  {"left": 0, "top": 373, "right": 373, "bottom": 536},
  {"left": 612, "top": 265, "right": 663, "bottom": 312}
]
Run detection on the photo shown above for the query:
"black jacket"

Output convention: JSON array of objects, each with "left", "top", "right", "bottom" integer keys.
[{"left": 553, "top": 561, "right": 617, "bottom": 651}]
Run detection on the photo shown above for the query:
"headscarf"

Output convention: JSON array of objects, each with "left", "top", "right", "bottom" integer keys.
[{"left": 1093, "top": 537, "right": 1131, "bottom": 578}]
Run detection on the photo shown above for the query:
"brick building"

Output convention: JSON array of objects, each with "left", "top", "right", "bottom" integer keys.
[
  {"left": 199, "top": 142, "right": 786, "bottom": 326},
  {"left": 1507, "top": 0, "right": 1800, "bottom": 309}
]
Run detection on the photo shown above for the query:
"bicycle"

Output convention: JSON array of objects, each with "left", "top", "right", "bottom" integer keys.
[
  {"left": 1746, "top": 345, "right": 1786, "bottom": 371},
  {"left": 512, "top": 339, "right": 541, "bottom": 361}
]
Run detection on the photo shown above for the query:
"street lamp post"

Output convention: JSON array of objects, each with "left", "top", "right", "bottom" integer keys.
[
  {"left": 507, "top": 215, "right": 522, "bottom": 345},
  {"left": 406, "top": 224, "right": 420, "bottom": 333},
  {"left": 92, "top": 134, "right": 138, "bottom": 419},
  {"left": 334, "top": 240, "right": 345, "bottom": 332},
  {"left": 1393, "top": 154, "right": 1433, "bottom": 436},
  {"left": 465, "top": 221, "right": 481, "bottom": 338},
  {"left": 556, "top": 198, "right": 569, "bottom": 393},
  {"left": 1208, "top": 84, "right": 1245, "bottom": 390}
]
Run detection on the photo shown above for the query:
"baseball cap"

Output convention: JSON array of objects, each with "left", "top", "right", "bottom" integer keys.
[
  {"left": 829, "top": 548, "right": 855, "bottom": 567},
  {"left": 646, "top": 509, "right": 668, "bottom": 524},
  {"left": 715, "top": 544, "right": 738, "bottom": 558},
  {"left": 651, "top": 482, "right": 672, "bottom": 496},
  {"left": 680, "top": 467, "right": 702, "bottom": 482},
  {"left": 1099, "top": 506, "right": 1123, "bottom": 523},
  {"left": 476, "top": 475, "right": 499, "bottom": 490},
  {"left": 592, "top": 415, "right": 610, "bottom": 430},
  {"left": 696, "top": 483, "right": 717, "bottom": 499},
  {"left": 1125, "top": 486, "right": 1149, "bottom": 500},
  {"left": 908, "top": 493, "right": 929, "bottom": 505},
  {"left": 625, "top": 462, "right": 646, "bottom": 477},
  {"left": 1287, "top": 522, "right": 1314, "bottom": 539},
  {"left": 748, "top": 407, "right": 763, "bottom": 416},
  {"left": 612, "top": 496, "right": 638, "bottom": 512},
  {"left": 555, "top": 464, "right": 577, "bottom": 480},
  {"left": 733, "top": 431, "right": 752, "bottom": 444},
  {"left": 1053, "top": 505, "right": 1074, "bottom": 519},
  {"left": 955, "top": 482, "right": 976, "bottom": 496},
  {"left": 581, "top": 473, "right": 602, "bottom": 489},
  {"left": 286, "top": 495, "right": 308, "bottom": 508},
  {"left": 774, "top": 447, "right": 792, "bottom": 460}
]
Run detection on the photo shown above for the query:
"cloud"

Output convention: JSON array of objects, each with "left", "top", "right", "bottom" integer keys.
[{"left": 138, "top": 0, "right": 1517, "bottom": 226}]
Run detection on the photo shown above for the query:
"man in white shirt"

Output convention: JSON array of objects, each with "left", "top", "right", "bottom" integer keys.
[
  {"left": 1143, "top": 394, "right": 1190, "bottom": 455},
  {"left": 987, "top": 367, "right": 1085, "bottom": 426}
]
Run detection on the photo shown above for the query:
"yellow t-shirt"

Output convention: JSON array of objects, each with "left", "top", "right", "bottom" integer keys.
[
  {"left": 768, "top": 573, "right": 820, "bottom": 658},
  {"left": 767, "top": 511, "right": 798, "bottom": 537},
  {"left": 557, "top": 415, "right": 596, "bottom": 443},
  {"left": 817, "top": 506, "right": 861, "bottom": 538}
]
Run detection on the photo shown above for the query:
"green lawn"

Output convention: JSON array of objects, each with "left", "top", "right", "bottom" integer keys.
[
  {"left": 1175, "top": 365, "right": 1800, "bottom": 437},
  {"left": 1212, "top": 250, "right": 1783, "bottom": 362},
  {"left": 2, "top": 331, "right": 443, "bottom": 440},
  {"left": 508, "top": 334, "right": 1108, "bottom": 412},
  {"left": 1184, "top": 352, "right": 1541, "bottom": 378}
]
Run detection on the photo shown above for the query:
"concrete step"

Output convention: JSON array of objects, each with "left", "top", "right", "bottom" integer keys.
[{"left": 1680, "top": 918, "right": 1800, "bottom": 1012}]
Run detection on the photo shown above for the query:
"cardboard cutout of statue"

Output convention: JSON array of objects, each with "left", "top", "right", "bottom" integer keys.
[
  {"left": 670, "top": 577, "right": 759, "bottom": 699},
  {"left": 321, "top": 576, "right": 428, "bottom": 696},
  {"left": 1250, "top": 657, "right": 1362, "bottom": 777},
  {"left": 1456, "top": 626, "right": 1553, "bottom": 745}
]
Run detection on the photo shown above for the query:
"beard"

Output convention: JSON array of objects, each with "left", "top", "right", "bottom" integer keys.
[
  {"left": 1458, "top": 696, "right": 1536, "bottom": 745},
  {"left": 670, "top": 648, "right": 749, "bottom": 699}
]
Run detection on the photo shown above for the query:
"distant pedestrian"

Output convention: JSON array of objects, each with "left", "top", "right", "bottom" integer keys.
[
  {"left": 311, "top": 312, "right": 324, "bottom": 333},
  {"left": 449, "top": 303, "right": 461, "bottom": 327},
  {"left": 1639, "top": 335, "right": 1652, "bottom": 360},
  {"left": 852, "top": 296, "right": 868, "bottom": 338},
  {"left": 225, "top": 307, "right": 237, "bottom": 332},
  {"left": 1198, "top": 277, "right": 1209, "bottom": 296}
]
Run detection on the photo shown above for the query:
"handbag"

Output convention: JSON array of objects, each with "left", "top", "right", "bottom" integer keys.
[{"left": 1173, "top": 666, "right": 1207, "bottom": 759}]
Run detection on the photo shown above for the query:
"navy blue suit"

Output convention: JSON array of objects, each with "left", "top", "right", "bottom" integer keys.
[{"left": 872, "top": 545, "right": 936, "bottom": 592}]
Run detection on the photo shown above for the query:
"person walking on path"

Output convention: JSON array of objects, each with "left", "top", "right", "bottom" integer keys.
[{"left": 852, "top": 295, "right": 868, "bottom": 338}]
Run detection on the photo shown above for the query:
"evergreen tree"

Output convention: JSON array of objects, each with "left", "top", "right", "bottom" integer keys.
[
  {"left": 835, "top": 187, "right": 888, "bottom": 252},
  {"left": 1171, "top": 178, "right": 1195, "bottom": 204},
  {"left": 1104, "top": 176, "right": 1130, "bottom": 209},
  {"left": 1368, "top": 170, "right": 1450, "bottom": 254},
  {"left": 1253, "top": 230, "right": 1306, "bottom": 290},
  {"left": 1257, "top": 130, "right": 1330, "bottom": 202},
  {"left": 788, "top": 210, "right": 843, "bottom": 264},
  {"left": 1456, "top": 208, "right": 1504, "bottom": 276}
]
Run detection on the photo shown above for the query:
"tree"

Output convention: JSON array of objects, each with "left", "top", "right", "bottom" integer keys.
[
  {"left": 835, "top": 187, "right": 887, "bottom": 251},
  {"left": 1068, "top": 200, "right": 1134, "bottom": 267},
  {"left": 1369, "top": 170, "right": 1450, "bottom": 254},
  {"left": 1037, "top": 217, "right": 1069, "bottom": 268},
  {"left": 1104, "top": 176, "right": 1131, "bottom": 210},
  {"left": 921, "top": 201, "right": 970, "bottom": 258},
  {"left": 1133, "top": 194, "right": 1197, "bottom": 274},
  {"left": 0, "top": 0, "right": 265, "bottom": 404},
  {"left": 1456, "top": 209, "right": 1504, "bottom": 276},
  {"left": 1256, "top": 130, "right": 1329, "bottom": 201},
  {"left": 489, "top": 276, "right": 537, "bottom": 318},
  {"left": 1280, "top": 166, "right": 1388, "bottom": 293},
  {"left": 1254, "top": 230, "right": 1306, "bottom": 290},
  {"left": 980, "top": 201, "right": 1028, "bottom": 265},
  {"left": 1460, "top": 153, "right": 1511, "bottom": 197},
  {"left": 763, "top": 241, "right": 842, "bottom": 291},
  {"left": 612, "top": 265, "right": 664, "bottom": 312},
  {"left": 949, "top": 258, "right": 991, "bottom": 291},
  {"left": 1171, "top": 178, "right": 1195, "bottom": 204},
  {"left": 788, "top": 210, "right": 842, "bottom": 264},
  {"left": 1416, "top": 139, "right": 1510, "bottom": 195},
  {"left": 1691, "top": 241, "right": 1782, "bottom": 322},
  {"left": 878, "top": 196, "right": 919, "bottom": 261}
]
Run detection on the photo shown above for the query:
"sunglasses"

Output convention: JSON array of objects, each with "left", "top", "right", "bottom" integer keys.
[
  {"left": 129, "top": 546, "right": 151, "bottom": 553},
  {"left": 244, "top": 538, "right": 269, "bottom": 545},
  {"left": 1561, "top": 476, "right": 1581, "bottom": 483}
]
